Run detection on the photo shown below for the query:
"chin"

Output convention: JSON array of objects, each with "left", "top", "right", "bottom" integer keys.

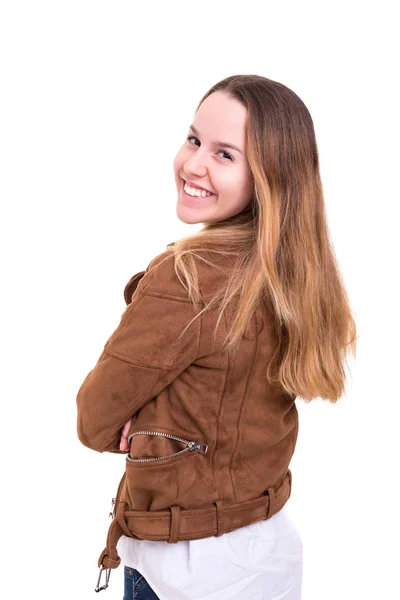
[{"left": 175, "top": 207, "right": 202, "bottom": 225}]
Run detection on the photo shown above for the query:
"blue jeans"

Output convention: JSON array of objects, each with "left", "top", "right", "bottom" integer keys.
[{"left": 123, "top": 566, "right": 160, "bottom": 600}]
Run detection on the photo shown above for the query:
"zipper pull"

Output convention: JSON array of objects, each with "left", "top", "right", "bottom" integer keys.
[
  {"left": 109, "top": 497, "right": 116, "bottom": 519},
  {"left": 188, "top": 441, "right": 208, "bottom": 453}
]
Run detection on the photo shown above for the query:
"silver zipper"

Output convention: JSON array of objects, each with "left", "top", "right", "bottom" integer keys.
[
  {"left": 126, "top": 430, "right": 208, "bottom": 463},
  {"left": 109, "top": 497, "right": 116, "bottom": 519}
]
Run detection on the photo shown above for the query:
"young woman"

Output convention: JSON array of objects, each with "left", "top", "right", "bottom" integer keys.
[{"left": 77, "top": 74, "right": 357, "bottom": 600}]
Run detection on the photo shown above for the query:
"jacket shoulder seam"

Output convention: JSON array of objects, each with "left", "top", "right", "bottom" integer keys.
[
  {"left": 139, "top": 288, "right": 197, "bottom": 304},
  {"left": 139, "top": 251, "right": 205, "bottom": 304},
  {"left": 103, "top": 346, "right": 169, "bottom": 370}
]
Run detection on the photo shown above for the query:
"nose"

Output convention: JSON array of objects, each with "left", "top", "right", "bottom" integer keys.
[{"left": 183, "top": 148, "right": 209, "bottom": 178}]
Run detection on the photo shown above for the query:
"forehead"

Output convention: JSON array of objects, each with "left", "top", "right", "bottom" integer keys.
[{"left": 194, "top": 91, "right": 248, "bottom": 142}]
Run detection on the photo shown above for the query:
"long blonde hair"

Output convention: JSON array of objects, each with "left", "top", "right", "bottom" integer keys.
[{"left": 159, "top": 74, "right": 357, "bottom": 403}]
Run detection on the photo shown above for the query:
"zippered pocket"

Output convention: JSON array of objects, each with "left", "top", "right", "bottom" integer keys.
[
  {"left": 109, "top": 472, "right": 126, "bottom": 519},
  {"left": 126, "top": 430, "right": 208, "bottom": 464}
]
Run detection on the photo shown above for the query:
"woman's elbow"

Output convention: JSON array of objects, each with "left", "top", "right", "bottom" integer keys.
[{"left": 76, "top": 414, "right": 106, "bottom": 452}]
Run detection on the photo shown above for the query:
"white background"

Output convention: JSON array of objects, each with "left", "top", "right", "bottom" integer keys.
[{"left": 1, "top": 1, "right": 399, "bottom": 599}]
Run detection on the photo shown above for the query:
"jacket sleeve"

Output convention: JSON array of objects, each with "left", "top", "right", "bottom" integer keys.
[{"left": 76, "top": 252, "right": 202, "bottom": 453}]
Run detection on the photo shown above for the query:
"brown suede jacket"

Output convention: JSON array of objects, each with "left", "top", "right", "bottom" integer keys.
[{"left": 76, "top": 246, "right": 298, "bottom": 582}]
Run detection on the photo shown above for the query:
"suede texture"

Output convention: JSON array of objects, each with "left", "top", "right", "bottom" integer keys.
[{"left": 76, "top": 247, "right": 299, "bottom": 571}]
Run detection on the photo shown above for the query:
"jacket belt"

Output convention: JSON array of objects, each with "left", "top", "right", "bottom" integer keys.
[{"left": 98, "top": 469, "right": 292, "bottom": 571}]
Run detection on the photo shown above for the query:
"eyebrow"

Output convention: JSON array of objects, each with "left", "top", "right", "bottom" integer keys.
[{"left": 188, "top": 124, "right": 243, "bottom": 155}]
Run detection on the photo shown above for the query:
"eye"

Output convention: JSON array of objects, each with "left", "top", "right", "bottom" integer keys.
[{"left": 185, "top": 135, "right": 234, "bottom": 162}]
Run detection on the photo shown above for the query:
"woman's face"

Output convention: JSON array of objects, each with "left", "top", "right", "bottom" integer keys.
[{"left": 173, "top": 91, "right": 254, "bottom": 225}]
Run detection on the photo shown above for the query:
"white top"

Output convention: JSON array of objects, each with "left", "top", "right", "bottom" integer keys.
[{"left": 117, "top": 503, "right": 303, "bottom": 600}]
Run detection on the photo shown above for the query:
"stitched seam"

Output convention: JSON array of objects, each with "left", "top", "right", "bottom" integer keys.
[
  {"left": 140, "top": 288, "right": 197, "bottom": 303},
  {"left": 124, "top": 502, "right": 269, "bottom": 519},
  {"left": 134, "top": 575, "right": 145, "bottom": 592},
  {"left": 104, "top": 347, "right": 170, "bottom": 369},
  {"left": 211, "top": 352, "right": 229, "bottom": 495},
  {"left": 217, "top": 307, "right": 231, "bottom": 424},
  {"left": 105, "top": 291, "right": 201, "bottom": 367},
  {"left": 139, "top": 253, "right": 175, "bottom": 293},
  {"left": 138, "top": 252, "right": 193, "bottom": 302},
  {"left": 224, "top": 307, "right": 236, "bottom": 502},
  {"left": 124, "top": 496, "right": 272, "bottom": 519},
  {"left": 212, "top": 308, "right": 231, "bottom": 500},
  {"left": 229, "top": 332, "right": 259, "bottom": 504}
]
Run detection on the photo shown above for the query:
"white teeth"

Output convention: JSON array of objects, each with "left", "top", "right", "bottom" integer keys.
[{"left": 184, "top": 182, "right": 212, "bottom": 198}]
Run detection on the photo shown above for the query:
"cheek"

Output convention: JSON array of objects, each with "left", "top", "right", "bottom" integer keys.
[
  {"left": 172, "top": 151, "right": 182, "bottom": 174},
  {"left": 173, "top": 147, "right": 190, "bottom": 176},
  {"left": 218, "top": 171, "right": 253, "bottom": 202},
  {"left": 236, "top": 168, "right": 253, "bottom": 196},
  {"left": 242, "top": 173, "right": 254, "bottom": 197},
  {"left": 218, "top": 173, "right": 243, "bottom": 193}
]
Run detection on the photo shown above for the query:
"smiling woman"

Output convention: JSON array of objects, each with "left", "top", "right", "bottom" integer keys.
[
  {"left": 174, "top": 90, "right": 254, "bottom": 225},
  {"left": 78, "top": 73, "right": 356, "bottom": 600}
]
